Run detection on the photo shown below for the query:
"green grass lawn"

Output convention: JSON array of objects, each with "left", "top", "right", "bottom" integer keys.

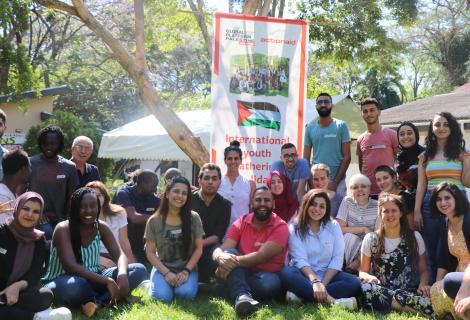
[{"left": 70, "top": 288, "right": 428, "bottom": 320}]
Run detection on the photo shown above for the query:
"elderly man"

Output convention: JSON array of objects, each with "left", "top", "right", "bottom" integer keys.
[{"left": 70, "top": 136, "right": 101, "bottom": 188}]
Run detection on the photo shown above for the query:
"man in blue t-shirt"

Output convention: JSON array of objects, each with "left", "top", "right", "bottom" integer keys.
[
  {"left": 114, "top": 170, "right": 160, "bottom": 263},
  {"left": 271, "top": 143, "right": 310, "bottom": 202},
  {"left": 303, "top": 92, "right": 351, "bottom": 208}
]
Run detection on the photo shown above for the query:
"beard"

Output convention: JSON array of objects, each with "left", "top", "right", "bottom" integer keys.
[
  {"left": 253, "top": 207, "right": 273, "bottom": 222},
  {"left": 317, "top": 107, "right": 332, "bottom": 117}
]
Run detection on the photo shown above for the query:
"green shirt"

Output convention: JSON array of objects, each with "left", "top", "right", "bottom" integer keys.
[{"left": 144, "top": 211, "right": 204, "bottom": 272}]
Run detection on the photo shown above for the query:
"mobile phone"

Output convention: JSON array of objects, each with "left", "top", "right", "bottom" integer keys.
[{"left": 0, "top": 295, "right": 6, "bottom": 305}]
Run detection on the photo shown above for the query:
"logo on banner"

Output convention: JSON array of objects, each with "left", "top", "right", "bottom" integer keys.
[{"left": 237, "top": 100, "right": 281, "bottom": 131}]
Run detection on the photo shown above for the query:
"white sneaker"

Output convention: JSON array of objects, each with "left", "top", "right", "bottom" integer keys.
[
  {"left": 34, "top": 307, "right": 72, "bottom": 320},
  {"left": 285, "top": 291, "right": 303, "bottom": 303},
  {"left": 138, "top": 279, "right": 151, "bottom": 290},
  {"left": 334, "top": 297, "right": 357, "bottom": 310}
]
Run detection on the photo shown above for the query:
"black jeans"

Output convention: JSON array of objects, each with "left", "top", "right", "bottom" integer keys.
[{"left": 0, "top": 286, "right": 53, "bottom": 320}]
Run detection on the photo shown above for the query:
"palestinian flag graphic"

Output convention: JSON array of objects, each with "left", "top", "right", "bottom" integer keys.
[{"left": 237, "top": 100, "right": 281, "bottom": 131}]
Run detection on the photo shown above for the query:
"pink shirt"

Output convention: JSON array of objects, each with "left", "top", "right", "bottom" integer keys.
[
  {"left": 226, "top": 212, "right": 288, "bottom": 272},
  {"left": 356, "top": 127, "right": 398, "bottom": 195}
]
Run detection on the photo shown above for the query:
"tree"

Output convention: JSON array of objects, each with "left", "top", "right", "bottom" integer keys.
[{"left": 36, "top": 0, "right": 209, "bottom": 166}]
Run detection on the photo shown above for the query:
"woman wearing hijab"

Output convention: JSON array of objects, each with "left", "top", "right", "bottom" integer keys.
[
  {"left": 0, "top": 192, "right": 71, "bottom": 320},
  {"left": 266, "top": 170, "right": 298, "bottom": 223}
]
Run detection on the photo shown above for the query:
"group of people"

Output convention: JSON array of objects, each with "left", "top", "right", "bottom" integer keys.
[
  {"left": 230, "top": 63, "right": 288, "bottom": 94},
  {"left": 1, "top": 92, "right": 470, "bottom": 320}
]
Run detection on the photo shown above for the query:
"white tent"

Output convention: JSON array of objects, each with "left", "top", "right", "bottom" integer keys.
[
  {"left": 98, "top": 95, "right": 362, "bottom": 161},
  {"left": 98, "top": 109, "right": 211, "bottom": 161}
]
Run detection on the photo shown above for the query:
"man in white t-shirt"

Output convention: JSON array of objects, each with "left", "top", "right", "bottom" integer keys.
[{"left": 0, "top": 149, "right": 31, "bottom": 224}]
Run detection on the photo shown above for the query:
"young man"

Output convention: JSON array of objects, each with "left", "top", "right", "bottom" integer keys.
[
  {"left": 70, "top": 135, "right": 101, "bottom": 188},
  {"left": 191, "top": 163, "right": 231, "bottom": 283},
  {"left": 303, "top": 92, "right": 351, "bottom": 208},
  {"left": 356, "top": 98, "right": 398, "bottom": 197},
  {"left": 0, "top": 149, "right": 31, "bottom": 224},
  {"left": 114, "top": 170, "right": 160, "bottom": 264},
  {"left": 212, "top": 187, "right": 288, "bottom": 317},
  {"left": 29, "top": 125, "right": 79, "bottom": 239},
  {"left": 0, "top": 109, "right": 9, "bottom": 180},
  {"left": 271, "top": 143, "right": 310, "bottom": 201}
]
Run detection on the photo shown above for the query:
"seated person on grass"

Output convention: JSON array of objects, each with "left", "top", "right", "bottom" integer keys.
[
  {"left": 42, "top": 188, "right": 147, "bottom": 317},
  {"left": 443, "top": 264, "right": 470, "bottom": 320},
  {"left": 212, "top": 186, "right": 288, "bottom": 317}
]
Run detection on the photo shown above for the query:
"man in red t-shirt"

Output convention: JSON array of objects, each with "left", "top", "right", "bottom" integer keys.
[{"left": 212, "top": 186, "right": 288, "bottom": 317}]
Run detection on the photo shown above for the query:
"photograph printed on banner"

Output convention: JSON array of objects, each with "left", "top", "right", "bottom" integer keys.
[{"left": 229, "top": 54, "right": 289, "bottom": 97}]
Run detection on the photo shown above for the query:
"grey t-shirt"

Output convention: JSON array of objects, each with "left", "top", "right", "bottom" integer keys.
[{"left": 144, "top": 211, "right": 204, "bottom": 272}]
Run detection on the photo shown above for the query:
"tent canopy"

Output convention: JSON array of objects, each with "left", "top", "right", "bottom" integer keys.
[{"left": 98, "top": 95, "right": 364, "bottom": 161}]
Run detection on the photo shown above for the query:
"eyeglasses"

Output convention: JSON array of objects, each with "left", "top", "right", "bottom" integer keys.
[
  {"left": 316, "top": 99, "right": 331, "bottom": 105},
  {"left": 282, "top": 153, "right": 298, "bottom": 159},
  {"left": 76, "top": 144, "right": 92, "bottom": 152}
]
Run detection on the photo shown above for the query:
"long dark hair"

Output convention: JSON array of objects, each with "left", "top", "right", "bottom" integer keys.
[
  {"left": 295, "top": 189, "right": 331, "bottom": 240},
  {"left": 68, "top": 187, "right": 101, "bottom": 264},
  {"left": 425, "top": 112, "right": 465, "bottom": 161},
  {"left": 374, "top": 193, "right": 419, "bottom": 269},
  {"left": 155, "top": 176, "right": 193, "bottom": 258}
]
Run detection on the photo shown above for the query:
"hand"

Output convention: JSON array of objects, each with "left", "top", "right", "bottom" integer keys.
[
  {"left": 217, "top": 252, "right": 239, "bottom": 273},
  {"left": 363, "top": 227, "right": 370, "bottom": 235},
  {"left": 328, "top": 181, "right": 339, "bottom": 192},
  {"left": 0, "top": 282, "right": 21, "bottom": 305},
  {"left": 414, "top": 210, "right": 424, "bottom": 230},
  {"left": 164, "top": 272, "right": 178, "bottom": 287},
  {"left": 116, "top": 274, "right": 130, "bottom": 298},
  {"left": 0, "top": 200, "right": 15, "bottom": 214},
  {"left": 106, "top": 277, "right": 120, "bottom": 306},
  {"left": 361, "top": 274, "right": 380, "bottom": 284},
  {"left": 312, "top": 282, "right": 328, "bottom": 303},
  {"left": 417, "top": 283, "right": 430, "bottom": 297},
  {"left": 175, "top": 271, "right": 189, "bottom": 287},
  {"left": 455, "top": 296, "right": 470, "bottom": 316},
  {"left": 455, "top": 283, "right": 470, "bottom": 312},
  {"left": 215, "top": 266, "right": 230, "bottom": 280}
]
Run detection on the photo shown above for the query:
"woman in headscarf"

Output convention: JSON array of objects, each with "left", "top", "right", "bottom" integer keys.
[
  {"left": 266, "top": 170, "right": 298, "bottom": 223},
  {"left": 0, "top": 192, "right": 71, "bottom": 320}
]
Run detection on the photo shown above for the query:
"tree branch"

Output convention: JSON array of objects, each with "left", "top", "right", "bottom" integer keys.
[
  {"left": 187, "top": 0, "right": 212, "bottom": 58},
  {"left": 36, "top": 0, "right": 78, "bottom": 16},
  {"left": 134, "top": 0, "right": 146, "bottom": 73}
]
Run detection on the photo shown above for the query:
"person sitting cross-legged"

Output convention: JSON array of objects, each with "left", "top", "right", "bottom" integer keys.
[{"left": 212, "top": 186, "right": 289, "bottom": 317}]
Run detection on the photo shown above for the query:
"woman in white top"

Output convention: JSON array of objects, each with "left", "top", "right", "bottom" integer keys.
[
  {"left": 360, "top": 193, "right": 433, "bottom": 316},
  {"left": 218, "top": 140, "right": 255, "bottom": 225},
  {"left": 336, "top": 174, "right": 379, "bottom": 273},
  {"left": 86, "top": 181, "right": 135, "bottom": 267}
]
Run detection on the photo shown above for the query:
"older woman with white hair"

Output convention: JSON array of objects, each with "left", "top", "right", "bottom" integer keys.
[
  {"left": 70, "top": 135, "right": 101, "bottom": 188},
  {"left": 336, "top": 174, "right": 379, "bottom": 273}
]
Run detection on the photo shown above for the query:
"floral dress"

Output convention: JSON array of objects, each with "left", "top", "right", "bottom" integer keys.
[{"left": 361, "top": 233, "right": 434, "bottom": 316}]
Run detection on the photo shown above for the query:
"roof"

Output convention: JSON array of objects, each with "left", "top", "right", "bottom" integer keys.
[
  {"left": 0, "top": 85, "right": 68, "bottom": 103},
  {"left": 453, "top": 83, "right": 470, "bottom": 93},
  {"left": 381, "top": 91, "right": 470, "bottom": 125}
]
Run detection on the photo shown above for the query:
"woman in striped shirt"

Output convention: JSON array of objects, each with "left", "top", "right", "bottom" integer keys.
[
  {"left": 42, "top": 188, "right": 146, "bottom": 317},
  {"left": 414, "top": 112, "right": 470, "bottom": 281}
]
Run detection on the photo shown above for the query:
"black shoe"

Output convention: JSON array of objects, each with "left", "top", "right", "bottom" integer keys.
[{"left": 234, "top": 294, "right": 260, "bottom": 317}]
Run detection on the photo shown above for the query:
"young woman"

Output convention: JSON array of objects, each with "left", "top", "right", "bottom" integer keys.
[
  {"left": 360, "top": 193, "right": 433, "bottom": 316},
  {"left": 0, "top": 192, "right": 71, "bottom": 320},
  {"left": 396, "top": 121, "right": 425, "bottom": 193},
  {"left": 310, "top": 164, "right": 339, "bottom": 217},
  {"left": 280, "top": 189, "right": 361, "bottom": 309},
  {"left": 86, "top": 181, "right": 136, "bottom": 268},
  {"left": 429, "top": 183, "right": 470, "bottom": 318},
  {"left": 42, "top": 188, "right": 146, "bottom": 317},
  {"left": 266, "top": 170, "right": 298, "bottom": 223},
  {"left": 218, "top": 140, "right": 256, "bottom": 225},
  {"left": 375, "top": 165, "right": 415, "bottom": 228},
  {"left": 414, "top": 112, "right": 470, "bottom": 280},
  {"left": 336, "top": 174, "right": 379, "bottom": 273},
  {"left": 144, "top": 176, "right": 204, "bottom": 303}
]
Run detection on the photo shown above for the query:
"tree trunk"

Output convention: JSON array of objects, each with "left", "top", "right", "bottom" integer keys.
[
  {"left": 278, "top": 0, "right": 285, "bottom": 17},
  {"left": 0, "top": 64, "right": 10, "bottom": 94},
  {"left": 242, "top": 0, "right": 261, "bottom": 15},
  {"left": 260, "top": 0, "right": 272, "bottom": 16},
  {"left": 38, "top": 0, "right": 209, "bottom": 166}
]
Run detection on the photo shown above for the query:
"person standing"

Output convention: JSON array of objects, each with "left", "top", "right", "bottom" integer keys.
[
  {"left": 70, "top": 136, "right": 100, "bottom": 188},
  {"left": 303, "top": 92, "right": 351, "bottom": 211},
  {"left": 356, "top": 98, "right": 398, "bottom": 198}
]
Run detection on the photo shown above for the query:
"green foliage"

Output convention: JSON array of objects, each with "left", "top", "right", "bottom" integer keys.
[
  {"left": 22, "top": 110, "right": 114, "bottom": 180},
  {"left": 357, "top": 67, "right": 402, "bottom": 109}
]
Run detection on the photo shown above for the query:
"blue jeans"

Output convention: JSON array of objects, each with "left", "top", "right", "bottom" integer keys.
[
  {"left": 225, "top": 249, "right": 282, "bottom": 302},
  {"left": 280, "top": 266, "right": 361, "bottom": 301},
  {"left": 420, "top": 190, "right": 443, "bottom": 282},
  {"left": 43, "top": 263, "right": 147, "bottom": 307},
  {"left": 443, "top": 272, "right": 464, "bottom": 299},
  {"left": 149, "top": 268, "right": 198, "bottom": 303}
]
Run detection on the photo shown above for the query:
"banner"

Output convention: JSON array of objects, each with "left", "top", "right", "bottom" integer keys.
[{"left": 211, "top": 13, "right": 308, "bottom": 184}]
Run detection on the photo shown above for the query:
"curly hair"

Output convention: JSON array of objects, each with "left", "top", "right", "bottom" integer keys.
[
  {"left": 37, "top": 125, "right": 65, "bottom": 154},
  {"left": 425, "top": 112, "right": 465, "bottom": 161}
]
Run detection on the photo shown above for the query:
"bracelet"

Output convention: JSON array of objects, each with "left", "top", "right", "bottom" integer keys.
[
  {"left": 183, "top": 267, "right": 192, "bottom": 274},
  {"left": 310, "top": 279, "right": 321, "bottom": 284},
  {"left": 163, "top": 270, "right": 170, "bottom": 277}
]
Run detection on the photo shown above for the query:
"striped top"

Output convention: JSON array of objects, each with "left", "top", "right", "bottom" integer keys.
[
  {"left": 42, "top": 225, "right": 101, "bottom": 281},
  {"left": 336, "top": 196, "right": 379, "bottom": 239},
  {"left": 419, "top": 149, "right": 470, "bottom": 191}
]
